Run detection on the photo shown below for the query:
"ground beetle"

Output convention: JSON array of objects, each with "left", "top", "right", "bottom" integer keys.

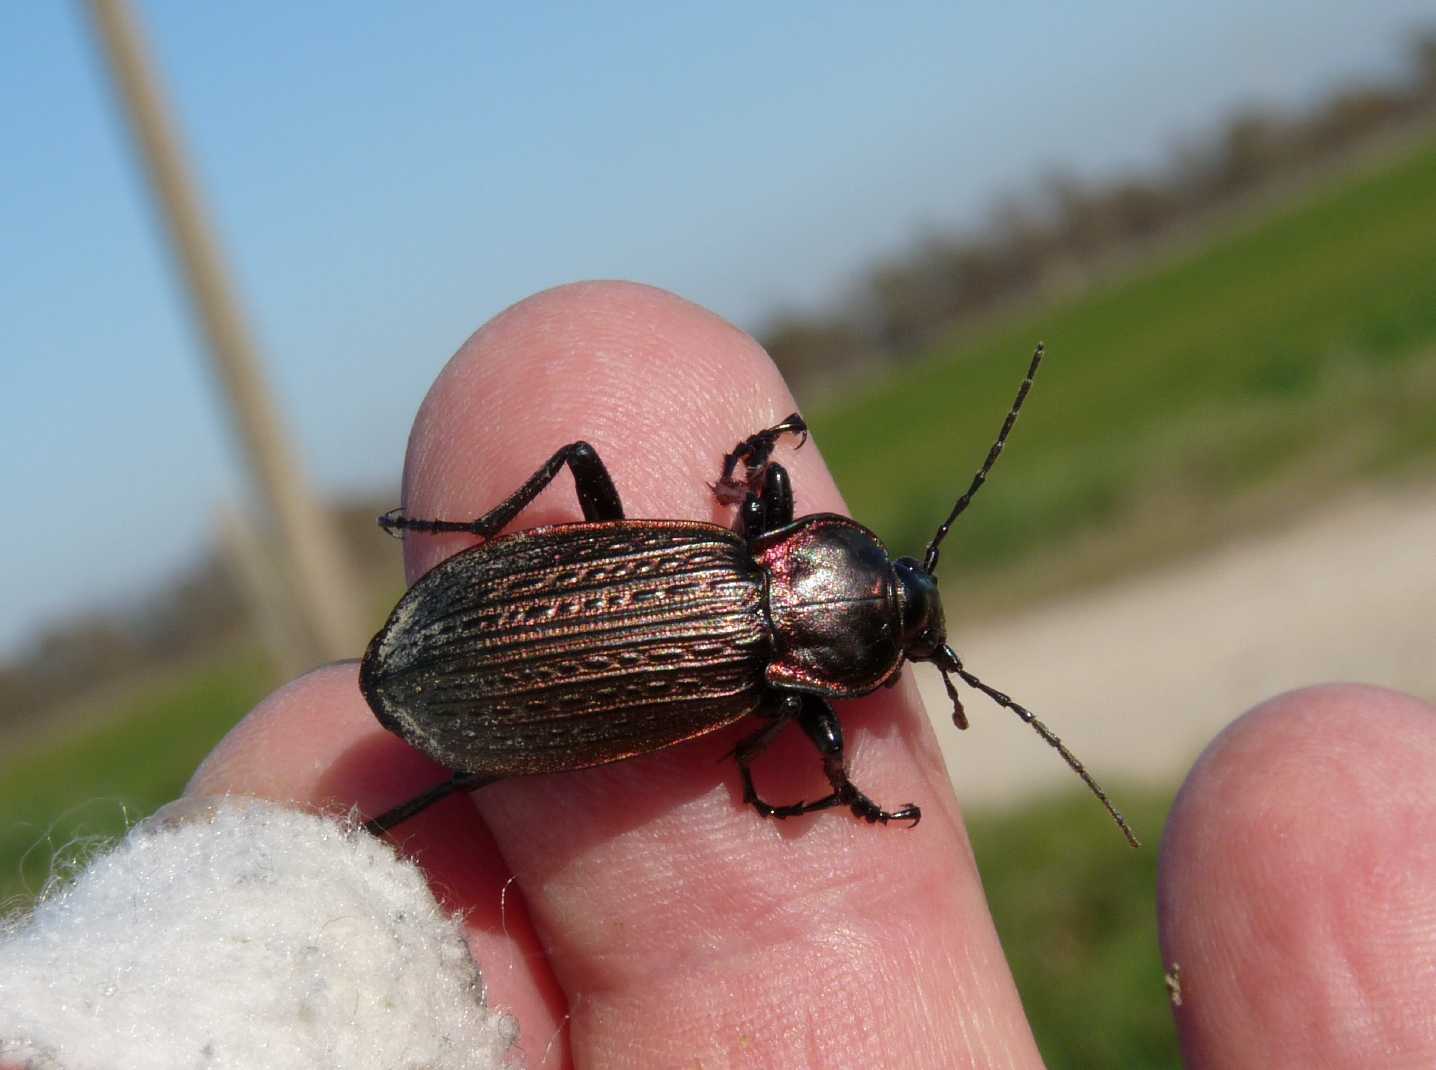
[{"left": 360, "top": 344, "right": 1138, "bottom": 846}]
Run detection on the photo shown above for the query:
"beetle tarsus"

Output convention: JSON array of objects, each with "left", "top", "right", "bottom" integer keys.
[
  {"left": 378, "top": 508, "right": 407, "bottom": 538},
  {"left": 852, "top": 799, "right": 922, "bottom": 827},
  {"left": 716, "top": 417, "right": 804, "bottom": 537},
  {"left": 742, "top": 781, "right": 921, "bottom": 828},
  {"left": 820, "top": 753, "right": 922, "bottom": 827},
  {"left": 718, "top": 413, "right": 808, "bottom": 492}
]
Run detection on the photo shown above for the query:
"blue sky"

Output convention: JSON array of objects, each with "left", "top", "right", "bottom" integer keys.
[{"left": 2, "top": 2, "right": 1431, "bottom": 657}]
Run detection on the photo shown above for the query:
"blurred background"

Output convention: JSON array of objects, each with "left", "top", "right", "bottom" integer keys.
[{"left": 4, "top": 3, "right": 1435, "bottom": 1065}]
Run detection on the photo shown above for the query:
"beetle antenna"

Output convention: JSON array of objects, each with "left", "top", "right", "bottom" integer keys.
[
  {"left": 923, "top": 342, "right": 1045, "bottom": 574},
  {"left": 937, "top": 645, "right": 1139, "bottom": 847}
]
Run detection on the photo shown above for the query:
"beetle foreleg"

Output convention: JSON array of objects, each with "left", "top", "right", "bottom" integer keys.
[
  {"left": 713, "top": 413, "right": 807, "bottom": 508},
  {"left": 720, "top": 413, "right": 808, "bottom": 484},
  {"left": 379, "top": 441, "right": 623, "bottom": 538},
  {"left": 735, "top": 462, "right": 795, "bottom": 538}
]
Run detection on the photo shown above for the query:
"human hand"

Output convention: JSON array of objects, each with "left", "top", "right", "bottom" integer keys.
[{"left": 190, "top": 282, "right": 1436, "bottom": 1067}]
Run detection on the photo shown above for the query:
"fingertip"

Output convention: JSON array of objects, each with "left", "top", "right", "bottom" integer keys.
[
  {"left": 187, "top": 662, "right": 373, "bottom": 801},
  {"left": 398, "top": 281, "right": 823, "bottom": 582},
  {"left": 185, "top": 660, "right": 453, "bottom": 819},
  {"left": 1159, "top": 684, "right": 1436, "bottom": 1065},
  {"left": 1162, "top": 684, "right": 1436, "bottom": 873}
]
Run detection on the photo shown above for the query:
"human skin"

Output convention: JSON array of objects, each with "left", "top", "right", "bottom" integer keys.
[
  {"left": 1159, "top": 684, "right": 1436, "bottom": 1067},
  {"left": 187, "top": 281, "right": 1436, "bottom": 1068}
]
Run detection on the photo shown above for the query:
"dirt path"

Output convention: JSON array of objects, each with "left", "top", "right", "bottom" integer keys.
[{"left": 919, "top": 482, "right": 1436, "bottom": 809}]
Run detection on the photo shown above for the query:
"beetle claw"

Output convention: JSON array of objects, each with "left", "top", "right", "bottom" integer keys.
[{"left": 378, "top": 508, "right": 407, "bottom": 539}]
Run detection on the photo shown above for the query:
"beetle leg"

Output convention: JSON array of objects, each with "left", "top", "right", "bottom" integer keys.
[
  {"left": 736, "top": 462, "right": 794, "bottom": 538},
  {"left": 735, "top": 695, "right": 921, "bottom": 826},
  {"left": 379, "top": 442, "right": 624, "bottom": 537},
  {"left": 796, "top": 698, "right": 921, "bottom": 827},
  {"left": 732, "top": 701, "right": 797, "bottom": 815},
  {"left": 713, "top": 413, "right": 807, "bottom": 508},
  {"left": 363, "top": 771, "right": 496, "bottom": 836}
]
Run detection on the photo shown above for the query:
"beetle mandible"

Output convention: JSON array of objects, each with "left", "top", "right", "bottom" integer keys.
[{"left": 359, "top": 343, "right": 1138, "bottom": 846}]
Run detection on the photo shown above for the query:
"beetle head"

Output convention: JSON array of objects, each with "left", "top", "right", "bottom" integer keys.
[
  {"left": 893, "top": 556, "right": 972, "bottom": 731},
  {"left": 893, "top": 556, "right": 946, "bottom": 660}
]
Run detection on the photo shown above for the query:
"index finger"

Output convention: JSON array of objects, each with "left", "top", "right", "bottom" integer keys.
[{"left": 392, "top": 281, "right": 1041, "bottom": 1067}]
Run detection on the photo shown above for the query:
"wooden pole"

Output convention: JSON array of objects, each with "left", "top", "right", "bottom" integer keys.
[{"left": 83, "top": 0, "right": 370, "bottom": 665}]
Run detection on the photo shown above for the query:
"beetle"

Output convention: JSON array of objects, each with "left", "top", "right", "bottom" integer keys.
[{"left": 359, "top": 343, "right": 1138, "bottom": 846}]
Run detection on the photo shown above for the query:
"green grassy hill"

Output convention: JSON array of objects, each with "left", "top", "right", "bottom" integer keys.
[
  {"left": 815, "top": 136, "right": 1436, "bottom": 608},
  {"left": 0, "top": 650, "right": 271, "bottom": 910}
]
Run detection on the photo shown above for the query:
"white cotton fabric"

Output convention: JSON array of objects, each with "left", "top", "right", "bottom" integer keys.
[{"left": 0, "top": 797, "right": 514, "bottom": 1070}]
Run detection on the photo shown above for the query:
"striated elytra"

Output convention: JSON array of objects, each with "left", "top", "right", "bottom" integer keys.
[{"left": 360, "top": 344, "right": 1138, "bottom": 846}]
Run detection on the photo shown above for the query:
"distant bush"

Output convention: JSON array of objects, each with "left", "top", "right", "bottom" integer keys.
[
  {"left": 763, "top": 27, "right": 1436, "bottom": 396},
  {"left": 0, "top": 501, "right": 397, "bottom": 728}
]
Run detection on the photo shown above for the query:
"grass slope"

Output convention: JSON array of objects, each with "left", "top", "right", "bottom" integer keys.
[
  {"left": 0, "top": 649, "right": 272, "bottom": 908},
  {"left": 814, "top": 137, "right": 1436, "bottom": 606},
  {"left": 970, "top": 788, "right": 1180, "bottom": 1067}
]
